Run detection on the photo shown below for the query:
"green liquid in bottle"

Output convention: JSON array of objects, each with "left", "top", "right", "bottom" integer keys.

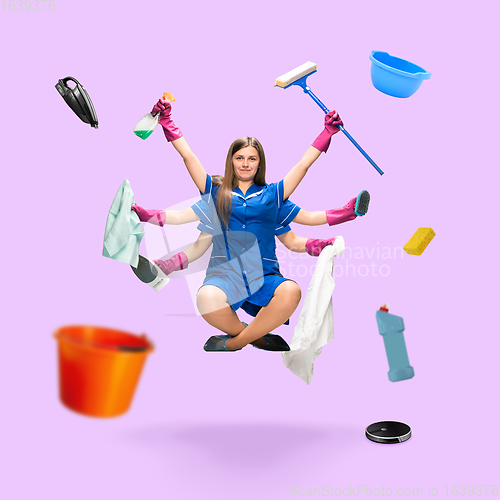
[{"left": 134, "top": 129, "right": 154, "bottom": 140}]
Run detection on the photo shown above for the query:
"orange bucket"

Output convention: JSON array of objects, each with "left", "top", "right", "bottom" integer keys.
[{"left": 54, "top": 325, "right": 154, "bottom": 418}]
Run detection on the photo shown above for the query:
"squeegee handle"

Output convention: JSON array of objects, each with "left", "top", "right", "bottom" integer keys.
[
  {"left": 303, "top": 86, "right": 329, "bottom": 113},
  {"left": 335, "top": 125, "right": 384, "bottom": 176},
  {"left": 302, "top": 86, "right": 384, "bottom": 176}
]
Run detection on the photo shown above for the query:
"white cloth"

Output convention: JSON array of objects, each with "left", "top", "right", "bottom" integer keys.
[
  {"left": 282, "top": 236, "right": 345, "bottom": 384},
  {"left": 102, "top": 179, "right": 145, "bottom": 268}
]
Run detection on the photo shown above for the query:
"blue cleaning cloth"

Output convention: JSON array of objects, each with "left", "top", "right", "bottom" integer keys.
[{"left": 102, "top": 179, "right": 145, "bottom": 268}]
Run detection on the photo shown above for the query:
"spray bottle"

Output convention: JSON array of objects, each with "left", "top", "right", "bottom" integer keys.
[
  {"left": 375, "top": 303, "right": 415, "bottom": 382},
  {"left": 134, "top": 92, "right": 175, "bottom": 140}
]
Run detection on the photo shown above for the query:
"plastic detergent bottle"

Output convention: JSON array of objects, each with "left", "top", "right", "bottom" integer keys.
[
  {"left": 134, "top": 92, "right": 175, "bottom": 140},
  {"left": 375, "top": 303, "right": 415, "bottom": 382}
]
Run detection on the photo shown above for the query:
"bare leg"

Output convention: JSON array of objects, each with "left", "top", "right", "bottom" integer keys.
[
  {"left": 197, "top": 285, "right": 245, "bottom": 336},
  {"left": 225, "top": 281, "right": 301, "bottom": 351}
]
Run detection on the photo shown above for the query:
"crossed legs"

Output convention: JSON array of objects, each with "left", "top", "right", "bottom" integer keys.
[{"left": 196, "top": 281, "right": 301, "bottom": 350}]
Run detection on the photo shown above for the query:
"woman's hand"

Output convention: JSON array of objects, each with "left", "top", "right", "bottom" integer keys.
[
  {"left": 151, "top": 98, "right": 182, "bottom": 142},
  {"left": 152, "top": 97, "right": 207, "bottom": 193},
  {"left": 312, "top": 110, "right": 343, "bottom": 153},
  {"left": 151, "top": 98, "right": 171, "bottom": 118},
  {"left": 155, "top": 251, "right": 188, "bottom": 275},
  {"left": 324, "top": 110, "right": 343, "bottom": 135},
  {"left": 305, "top": 237, "right": 336, "bottom": 256}
]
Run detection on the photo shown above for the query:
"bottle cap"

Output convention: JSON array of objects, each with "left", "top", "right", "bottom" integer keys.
[
  {"left": 162, "top": 92, "right": 175, "bottom": 103},
  {"left": 380, "top": 303, "right": 389, "bottom": 312}
]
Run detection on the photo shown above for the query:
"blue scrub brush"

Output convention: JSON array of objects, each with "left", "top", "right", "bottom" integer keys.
[{"left": 275, "top": 61, "right": 384, "bottom": 176}]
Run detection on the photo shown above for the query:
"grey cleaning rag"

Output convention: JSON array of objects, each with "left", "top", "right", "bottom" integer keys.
[{"left": 102, "top": 179, "right": 145, "bottom": 268}]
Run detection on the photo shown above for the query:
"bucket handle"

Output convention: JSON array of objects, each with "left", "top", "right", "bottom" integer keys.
[{"left": 53, "top": 331, "right": 153, "bottom": 353}]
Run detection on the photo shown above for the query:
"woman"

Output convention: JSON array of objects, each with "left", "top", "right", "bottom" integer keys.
[{"left": 149, "top": 98, "right": 369, "bottom": 351}]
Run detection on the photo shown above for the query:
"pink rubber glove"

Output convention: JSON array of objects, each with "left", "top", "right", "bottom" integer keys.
[
  {"left": 305, "top": 237, "right": 336, "bottom": 257},
  {"left": 312, "top": 110, "right": 343, "bottom": 153},
  {"left": 131, "top": 204, "right": 166, "bottom": 227},
  {"left": 326, "top": 197, "right": 357, "bottom": 226},
  {"left": 151, "top": 99, "right": 183, "bottom": 142},
  {"left": 154, "top": 251, "right": 188, "bottom": 275}
]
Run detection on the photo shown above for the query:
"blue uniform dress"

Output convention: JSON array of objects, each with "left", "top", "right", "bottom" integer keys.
[{"left": 190, "top": 174, "right": 301, "bottom": 323}]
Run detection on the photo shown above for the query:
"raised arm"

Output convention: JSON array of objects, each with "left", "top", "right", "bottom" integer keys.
[
  {"left": 152, "top": 98, "right": 207, "bottom": 194},
  {"left": 171, "top": 138, "right": 207, "bottom": 194},
  {"left": 283, "top": 110, "right": 343, "bottom": 201},
  {"left": 283, "top": 147, "right": 321, "bottom": 201}
]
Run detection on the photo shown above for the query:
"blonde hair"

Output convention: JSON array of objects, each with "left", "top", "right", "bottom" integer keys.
[{"left": 212, "top": 137, "right": 267, "bottom": 229}]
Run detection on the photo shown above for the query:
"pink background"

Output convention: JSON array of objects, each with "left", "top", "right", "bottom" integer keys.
[{"left": 1, "top": 0, "right": 499, "bottom": 498}]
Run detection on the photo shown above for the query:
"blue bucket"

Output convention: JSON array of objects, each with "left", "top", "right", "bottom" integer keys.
[{"left": 369, "top": 50, "right": 431, "bottom": 98}]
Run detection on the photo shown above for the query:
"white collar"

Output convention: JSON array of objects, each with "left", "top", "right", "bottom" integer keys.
[{"left": 231, "top": 189, "right": 263, "bottom": 200}]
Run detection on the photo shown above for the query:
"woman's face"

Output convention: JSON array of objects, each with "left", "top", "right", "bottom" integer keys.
[{"left": 232, "top": 146, "right": 260, "bottom": 183}]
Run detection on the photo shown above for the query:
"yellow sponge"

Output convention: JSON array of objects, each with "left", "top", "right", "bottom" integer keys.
[{"left": 404, "top": 228, "right": 436, "bottom": 255}]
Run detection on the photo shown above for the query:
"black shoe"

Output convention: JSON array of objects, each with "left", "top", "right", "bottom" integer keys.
[
  {"left": 253, "top": 333, "right": 291, "bottom": 352},
  {"left": 241, "top": 322, "right": 290, "bottom": 352},
  {"left": 203, "top": 335, "right": 242, "bottom": 352}
]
